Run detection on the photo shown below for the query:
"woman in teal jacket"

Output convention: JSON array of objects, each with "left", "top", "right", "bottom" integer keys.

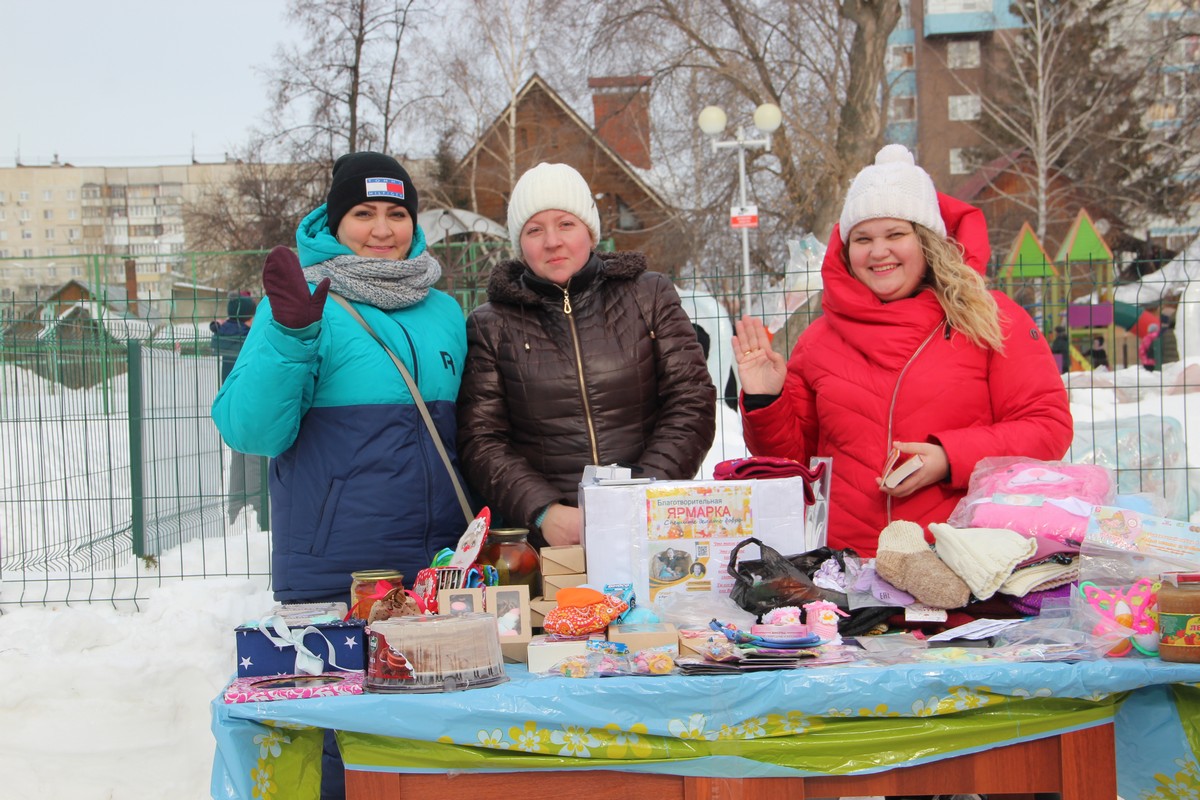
[{"left": 212, "top": 152, "right": 467, "bottom": 604}]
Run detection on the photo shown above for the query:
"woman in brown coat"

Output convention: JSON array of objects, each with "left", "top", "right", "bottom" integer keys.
[{"left": 458, "top": 163, "right": 716, "bottom": 546}]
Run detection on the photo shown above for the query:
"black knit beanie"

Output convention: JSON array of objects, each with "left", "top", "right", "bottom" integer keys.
[
  {"left": 227, "top": 294, "right": 257, "bottom": 322},
  {"left": 325, "top": 151, "right": 419, "bottom": 236}
]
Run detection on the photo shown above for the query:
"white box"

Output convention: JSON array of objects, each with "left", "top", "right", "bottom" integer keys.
[{"left": 581, "top": 467, "right": 829, "bottom": 605}]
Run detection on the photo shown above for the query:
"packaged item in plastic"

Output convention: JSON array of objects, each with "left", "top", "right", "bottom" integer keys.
[{"left": 948, "top": 457, "right": 1116, "bottom": 545}]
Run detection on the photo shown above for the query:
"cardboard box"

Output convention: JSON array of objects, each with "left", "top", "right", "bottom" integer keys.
[
  {"left": 607, "top": 622, "right": 679, "bottom": 654},
  {"left": 678, "top": 629, "right": 724, "bottom": 659},
  {"left": 540, "top": 545, "right": 586, "bottom": 576},
  {"left": 500, "top": 641, "right": 529, "bottom": 664},
  {"left": 542, "top": 572, "right": 587, "bottom": 601},
  {"left": 235, "top": 619, "right": 366, "bottom": 678},
  {"left": 526, "top": 633, "right": 602, "bottom": 674},
  {"left": 530, "top": 597, "right": 557, "bottom": 629},
  {"left": 581, "top": 468, "right": 830, "bottom": 605}
]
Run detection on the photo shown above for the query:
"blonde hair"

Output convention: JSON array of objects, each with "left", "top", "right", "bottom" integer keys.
[{"left": 914, "top": 225, "right": 1005, "bottom": 352}]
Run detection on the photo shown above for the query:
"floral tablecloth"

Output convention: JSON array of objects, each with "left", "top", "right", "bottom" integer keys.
[{"left": 211, "top": 657, "right": 1200, "bottom": 800}]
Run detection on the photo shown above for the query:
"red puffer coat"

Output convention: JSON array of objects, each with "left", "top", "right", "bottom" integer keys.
[
  {"left": 458, "top": 251, "right": 716, "bottom": 536},
  {"left": 742, "top": 195, "right": 1073, "bottom": 557}
]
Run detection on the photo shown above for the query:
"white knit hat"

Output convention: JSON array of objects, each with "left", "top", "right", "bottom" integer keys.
[
  {"left": 839, "top": 144, "right": 946, "bottom": 242},
  {"left": 506, "top": 163, "right": 601, "bottom": 248}
]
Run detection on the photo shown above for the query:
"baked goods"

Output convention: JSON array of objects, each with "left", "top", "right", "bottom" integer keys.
[{"left": 366, "top": 613, "right": 508, "bottom": 692}]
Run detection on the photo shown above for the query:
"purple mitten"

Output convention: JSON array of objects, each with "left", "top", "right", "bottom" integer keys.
[{"left": 262, "top": 245, "right": 330, "bottom": 329}]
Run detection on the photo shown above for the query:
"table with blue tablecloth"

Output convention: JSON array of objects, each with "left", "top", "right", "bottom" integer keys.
[{"left": 211, "top": 656, "right": 1200, "bottom": 800}]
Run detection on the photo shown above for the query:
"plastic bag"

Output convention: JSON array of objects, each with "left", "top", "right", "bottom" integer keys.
[{"left": 726, "top": 538, "right": 897, "bottom": 636}]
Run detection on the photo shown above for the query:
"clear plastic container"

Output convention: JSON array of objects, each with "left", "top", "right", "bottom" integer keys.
[{"left": 366, "top": 613, "right": 508, "bottom": 693}]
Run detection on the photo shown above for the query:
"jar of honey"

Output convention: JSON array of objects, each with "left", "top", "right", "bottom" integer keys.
[
  {"left": 1157, "top": 572, "right": 1200, "bottom": 663},
  {"left": 477, "top": 528, "right": 541, "bottom": 593},
  {"left": 350, "top": 570, "right": 405, "bottom": 621}
]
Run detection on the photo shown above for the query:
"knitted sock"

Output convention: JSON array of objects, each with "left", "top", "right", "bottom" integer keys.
[{"left": 874, "top": 521, "right": 970, "bottom": 609}]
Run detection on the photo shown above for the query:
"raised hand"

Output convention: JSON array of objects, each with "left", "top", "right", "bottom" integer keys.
[
  {"left": 732, "top": 315, "right": 787, "bottom": 395},
  {"left": 261, "top": 245, "right": 330, "bottom": 330}
]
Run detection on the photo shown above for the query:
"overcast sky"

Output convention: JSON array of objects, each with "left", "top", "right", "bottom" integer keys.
[{"left": 0, "top": 1, "right": 293, "bottom": 167}]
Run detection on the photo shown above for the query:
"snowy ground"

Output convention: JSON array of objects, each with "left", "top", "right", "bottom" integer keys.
[{"left": 0, "top": 358, "right": 1197, "bottom": 799}]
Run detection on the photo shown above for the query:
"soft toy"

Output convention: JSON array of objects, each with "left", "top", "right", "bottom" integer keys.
[{"left": 542, "top": 588, "right": 629, "bottom": 636}]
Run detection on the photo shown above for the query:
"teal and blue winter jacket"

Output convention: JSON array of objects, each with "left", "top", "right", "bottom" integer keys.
[{"left": 212, "top": 205, "right": 467, "bottom": 602}]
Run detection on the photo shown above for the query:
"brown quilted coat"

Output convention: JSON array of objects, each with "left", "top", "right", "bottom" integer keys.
[{"left": 457, "top": 251, "right": 716, "bottom": 537}]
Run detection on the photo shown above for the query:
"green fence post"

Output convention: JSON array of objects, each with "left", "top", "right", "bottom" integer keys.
[{"left": 127, "top": 341, "right": 145, "bottom": 557}]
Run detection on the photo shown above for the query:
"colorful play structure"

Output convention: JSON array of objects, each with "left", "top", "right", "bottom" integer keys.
[{"left": 996, "top": 209, "right": 1164, "bottom": 371}]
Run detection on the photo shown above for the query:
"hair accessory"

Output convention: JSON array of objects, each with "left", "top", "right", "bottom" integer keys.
[
  {"left": 839, "top": 144, "right": 945, "bottom": 242},
  {"left": 1078, "top": 579, "right": 1159, "bottom": 656},
  {"left": 506, "top": 162, "right": 601, "bottom": 248}
]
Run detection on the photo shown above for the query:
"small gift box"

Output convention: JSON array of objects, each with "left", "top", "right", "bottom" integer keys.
[
  {"left": 223, "top": 671, "right": 365, "bottom": 704},
  {"left": 235, "top": 616, "right": 366, "bottom": 678}
]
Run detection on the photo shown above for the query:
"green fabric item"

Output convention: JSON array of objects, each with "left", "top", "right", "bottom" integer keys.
[{"left": 339, "top": 694, "right": 1117, "bottom": 775}]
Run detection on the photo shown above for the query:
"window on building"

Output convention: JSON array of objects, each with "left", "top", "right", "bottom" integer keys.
[
  {"left": 0, "top": 191, "right": 6, "bottom": 202},
  {"left": 66, "top": 189, "right": 77, "bottom": 201},
  {"left": 21, "top": 229, "right": 32, "bottom": 240},
  {"left": 42, "top": 190, "right": 53, "bottom": 202},
  {"left": 45, "top": 229, "right": 55, "bottom": 240},
  {"left": 615, "top": 195, "right": 644, "bottom": 232},
  {"left": 890, "top": 95, "right": 917, "bottom": 121},
  {"left": 18, "top": 191, "right": 29, "bottom": 202},
  {"left": 949, "top": 148, "right": 972, "bottom": 175},
  {"left": 948, "top": 94, "right": 982, "bottom": 121},
  {"left": 1165, "top": 71, "right": 1188, "bottom": 97},
  {"left": 47, "top": 266, "right": 57, "bottom": 277},
  {"left": 928, "top": 0, "right": 990, "bottom": 12},
  {"left": 0, "top": 249, "right": 8, "bottom": 258},
  {"left": 0, "top": 231, "right": 6, "bottom": 241},
  {"left": 68, "top": 228, "right": 80, "bottom": 240},
  {"left": 43, "top": 209, "right": 53, "bottom": 220},
  {"left": 947, "top": 40, "right": 981, "bottom": 69},
  {"left": 72, "top": 265, "right": 82, "bottom": 275},
  {"left": 22, "top": 250, "right": 34, "bottom": 260},
  {"left": 45, "top": 248, "right": 55, "bottom": 256},
  {"left": 889, "top": 44, "right": 915, "bottom": 71},
  {"left": 68, "top": 209, "right": 77, "bottom": 220},
  {"left": 19, "top": 209, "right": 30, "bottom": 221},
  {"left": 0, "top": 210, "right": 5, "bottom": 221}
]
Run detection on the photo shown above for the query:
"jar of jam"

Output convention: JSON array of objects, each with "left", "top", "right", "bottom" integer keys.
[
  {"left": 477, "top": 528, "right": 541, "bottom": 594},
  {"left": 350, "top": 569, "right": 405, "bottom": 621},
  {"left": 1158, "top": 572, "right": 1200, "bottom": 663}
]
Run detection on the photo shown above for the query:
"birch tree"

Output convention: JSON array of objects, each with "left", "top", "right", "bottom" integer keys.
[{"left": 966, "top": 0, "right": 1196, "bottom": 248}]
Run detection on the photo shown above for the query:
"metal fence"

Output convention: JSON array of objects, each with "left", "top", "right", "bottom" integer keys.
[{"left": 1, "top": 245, "right": 1198, "bottom": 608}]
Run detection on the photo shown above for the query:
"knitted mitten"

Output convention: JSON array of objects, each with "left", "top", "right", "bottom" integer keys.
[{"left": 874, "top": 521, "right": 971, "bottom": 609}]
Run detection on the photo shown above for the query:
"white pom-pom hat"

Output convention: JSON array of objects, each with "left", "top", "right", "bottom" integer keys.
[
  {"left": 506, "top": 162, "right": 601, "bottom": 249},
  {"left": 839, "top": 144, "right": 945, "bottom": 242}
]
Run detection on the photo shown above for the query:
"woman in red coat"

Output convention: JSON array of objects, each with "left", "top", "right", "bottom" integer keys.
[{"left": 735, "top": 145, "right": 1072, "bottom": 557}]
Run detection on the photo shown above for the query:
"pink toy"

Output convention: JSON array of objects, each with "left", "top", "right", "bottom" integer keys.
[
  {"left": 1078, "top": 579, "right": 1159, "bottom": 657},
  {"left": 803, "top": 600, "right": 848, "bottom": 644}
]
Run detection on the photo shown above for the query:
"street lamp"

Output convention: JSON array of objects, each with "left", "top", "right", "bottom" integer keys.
[{"left": 697, "top": 102, "right": 782, "bottom": 314}]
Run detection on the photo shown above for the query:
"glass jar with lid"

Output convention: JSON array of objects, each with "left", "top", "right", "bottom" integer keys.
[
  {"left": 477, "top": 528, "right": 541, "bottom": 594},
  {"left": 349, "top": 569, "right": 405, "bottom": 621}
]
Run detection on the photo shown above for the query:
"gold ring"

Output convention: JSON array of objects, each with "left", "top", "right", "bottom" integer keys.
[{"left": 744, "top": 350, "right": 753, "bottom": 355}]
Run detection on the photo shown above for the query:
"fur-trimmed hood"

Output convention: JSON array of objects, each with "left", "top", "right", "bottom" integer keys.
[{"left": 486, "top": 250, "right": 648, "bottom": 305}]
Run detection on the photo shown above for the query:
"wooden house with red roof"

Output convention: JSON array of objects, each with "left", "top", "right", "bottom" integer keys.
[{"left": 451, "top": 74, "right": 688, "bottom": 275}]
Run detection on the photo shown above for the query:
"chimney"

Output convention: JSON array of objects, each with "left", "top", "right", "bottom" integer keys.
[
  {"left": 588, "top": 76, "right": 652, "bottom": 170},
  {"left": 124, "top": 259, "right": 139, "bottom": 316}
]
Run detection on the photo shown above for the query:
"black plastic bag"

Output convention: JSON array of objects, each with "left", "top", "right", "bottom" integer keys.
[{"left": 727, "top": 537, "right": 897, "bottom": 637}]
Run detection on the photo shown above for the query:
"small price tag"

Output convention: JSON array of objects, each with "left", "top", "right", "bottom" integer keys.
[
  {"left": 904, "top": 603, "right": 948, "bottom": 623},
  {"left": 730, "top": 205, "right": 759, "bottom": 229}
]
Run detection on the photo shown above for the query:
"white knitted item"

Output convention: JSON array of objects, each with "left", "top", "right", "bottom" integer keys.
[
  {"left": 506, "top": 162, "right": 601, "bottom": 247},
  {"left": 839, "top": 144, "right": 946, "bottom": 241},
  {"left": 930, "top": 523, "right": 1039, "bottom": 601}
]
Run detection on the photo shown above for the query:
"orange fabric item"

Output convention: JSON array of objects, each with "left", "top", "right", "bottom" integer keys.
[{"left": 555, "top": 587, "right": 607, "bottom": 608}]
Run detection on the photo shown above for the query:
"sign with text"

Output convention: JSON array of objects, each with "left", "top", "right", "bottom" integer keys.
[{"left": 730, "top": 205, "right": 759, "bottom": 229}]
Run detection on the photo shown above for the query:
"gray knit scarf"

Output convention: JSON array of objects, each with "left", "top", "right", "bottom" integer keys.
[{"left": 302, "top": 251, "right": 442, "bottom": 310}]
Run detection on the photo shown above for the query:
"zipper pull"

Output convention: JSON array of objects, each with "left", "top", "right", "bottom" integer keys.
[{"left": 562, "top": 288, "right": 572, "bottom": 315}]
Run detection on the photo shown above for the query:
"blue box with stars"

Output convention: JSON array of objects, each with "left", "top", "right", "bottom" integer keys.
[{"left": 235, "top": 619, "right": 367, "bottom": 678}]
